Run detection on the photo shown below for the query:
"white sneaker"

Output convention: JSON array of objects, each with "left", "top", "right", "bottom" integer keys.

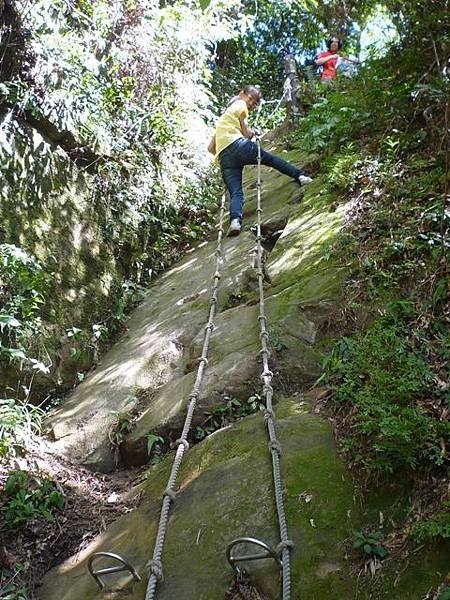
[
  {"left": 227, "top": 218, "right": 241, "bottom": 237},
  {"left": 297, "top": 175, "right": 313, "bottom": 186}
]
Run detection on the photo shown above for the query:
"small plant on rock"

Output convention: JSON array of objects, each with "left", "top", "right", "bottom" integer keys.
[
  {"left": 109, "top": 410, "right": 135, "bottom": 467},
  {"left": 194, "top": 394, "right": 263, "bottom": 441},
  {"left": 352, "top": 528, "right": 388, "bottom": 559},
  {"left": 146, "top": 433, "right": 164, "bottom": 461}
]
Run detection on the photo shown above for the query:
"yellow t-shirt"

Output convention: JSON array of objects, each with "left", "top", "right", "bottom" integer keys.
[{"left": 215, "top": 99, "right": 248, "bottom": 159}]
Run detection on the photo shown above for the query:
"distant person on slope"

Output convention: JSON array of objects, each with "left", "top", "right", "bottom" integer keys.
[
  {"left": 315, "top": 36, "right": 358, "bottom": 82},
  {"left": 208, "top": 84, "right": 312, "bottom": 237}
]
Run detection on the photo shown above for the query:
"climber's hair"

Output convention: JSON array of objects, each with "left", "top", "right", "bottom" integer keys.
[
  {"left": 241, "top": 84, "right": 262, "bottom": 100},
  {"left": 227, "top": 85, "right": 262, "bottom": 108},
  {"left": 326, "top": 37, "right": 343, "bottom": 50}
]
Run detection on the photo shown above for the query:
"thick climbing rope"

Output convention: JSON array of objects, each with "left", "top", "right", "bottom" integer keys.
[
  {"left": 144, "top": 193, "right": 227, "bottom": 600},
  {"left": 255, "top": 137, "right": 294, "bottom": 599}
]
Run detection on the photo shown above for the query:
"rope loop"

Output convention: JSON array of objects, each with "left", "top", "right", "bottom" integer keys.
[
  {"left": 261, "top": 369, "right": 273, "bottom": 381},
  {"left": 214, "top": 271, "right": 221, "bottom": 280},
  {"left": 258, "top": 315, "right": 267, "bottom": 323},
  {"left": 276, "top": 540, "right": 295, "bottom": 555},
  {"left": 164, "top": 488, "right": 176, "bottom": 501},
  {"left": 264, "top": 408, "right": 275, "bottom": 424},
  {"left": 189, "top": 390, "right": 200, "bottom": 400},
  {"left": 259, "top": 348, "right": 270, "bottom": 359},
  {"left": 256, "top": 270, "right": 264, "bottom": 278},
  {"left": 205, "top": 323, "right": 214, "bottom": 332},
  {"left": 210, "top": 297, "right": 217, "bottom": 306},
  {"left": 198, "top": 356, "right": 209, "bottom": 366},
  {"left": 175, "top": 438, "right": 189, "bottom": 450},
  {"left": 146, "top": 559, "right": 164, "bottom": 581},
  {"left": 260, "top": 331, "right": 269, "bottom": 342},
  {"left": 269, "top": 440, "right": 282, "bottom": 456}
]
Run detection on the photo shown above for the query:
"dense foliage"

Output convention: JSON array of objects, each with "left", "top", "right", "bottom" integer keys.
[
  {"left": 210, "top": 0, "right": 384, "bottom": 106},
  {"left": 1, "top": 0, "right": 230, "bottom": 259},
  {"left": 0, "top": 0, "right": 231, "bottom": 403}
]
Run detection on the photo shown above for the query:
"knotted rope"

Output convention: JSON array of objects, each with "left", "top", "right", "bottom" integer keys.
[
  {"left": 254, "top": 137, "right": 294, "bottom": 599},
  {"left": 145, "top": 193, "right": 227, "bottom": 599}
]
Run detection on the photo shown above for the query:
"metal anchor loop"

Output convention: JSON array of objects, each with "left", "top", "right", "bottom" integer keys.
[
  {"left": 226, "top": 537, "right": 282, "bottom": 577},
  {"left": 88, "top": 551, "right": 141, "bottom": 591}
]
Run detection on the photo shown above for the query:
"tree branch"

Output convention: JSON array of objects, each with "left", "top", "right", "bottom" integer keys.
[{"left": 17, "top": 107, "right": 106, "bottom": 172}]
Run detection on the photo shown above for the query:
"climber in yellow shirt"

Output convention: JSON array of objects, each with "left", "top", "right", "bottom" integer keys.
[{"left": 208, "top": 85, "right": 312, "bottom": 236}]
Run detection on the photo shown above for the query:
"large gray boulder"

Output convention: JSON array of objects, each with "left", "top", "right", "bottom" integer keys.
[
  {"left": 38, "top": 396, "right": 450, "bottom": 600},
  {"left": 38, "top": 397, "right": 358, "bottom": 600},
  {"left": 39, "top": 146, "right": 450, "bottom": 599}
]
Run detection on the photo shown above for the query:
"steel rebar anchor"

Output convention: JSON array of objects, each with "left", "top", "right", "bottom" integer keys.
[{"left": 88, "top": 551, "right": 141, "bottom": 591}]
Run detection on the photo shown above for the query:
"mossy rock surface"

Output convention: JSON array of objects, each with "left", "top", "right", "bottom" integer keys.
[
  {"left": 39, "top": 397, "right": 449, "bottom": 599},
  {"left": 38, "top": 398, "right": 356, "bottom": 599},
  {"left": 37, "top": 137, "right": 450, "bottom": 599},
  {"left": 44, "top": 228, "right": 263, "bottom": 471}
]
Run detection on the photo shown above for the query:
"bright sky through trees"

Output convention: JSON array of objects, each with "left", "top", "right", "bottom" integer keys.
[{"left": 358, "top": 4, "right": 398, "bottom": 61}]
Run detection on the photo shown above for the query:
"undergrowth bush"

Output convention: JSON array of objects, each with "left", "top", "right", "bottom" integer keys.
[
  {"left": 324, "top": 144, "right": 362, "bottom": 192},
  {"left": 324, "top": 317, "right": 450, "bottom": 473},
  {"left": 412, "top": 508, "right": 450, "bottom": 543},
  {"left": 0, "top": 244, "right": 49, "bottom": 374},
  {"left": 2, "top": 470, "right": 65, "bottom": 527}
]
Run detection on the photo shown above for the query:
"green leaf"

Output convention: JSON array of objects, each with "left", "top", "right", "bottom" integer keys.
[
  {"left": 438, "top": 588, "right": 450, "bottom": 600},
  {"left": 41, "top": 508, "right": 55, "bottom": 522},
  {"left": 194, "top": 426, "right": 206, "bottom": 441},
  {"left": 5, "top": 471, "right": 28, "bottom": 495},
  {"left": 47, "top": 489, "right": 65, "bottom": 509},
  {"left": 146, "top": 434, "right": 164, "bottom": 456},
  {"left": 67, "top": 326, "right": 83, "bottom": 338},
  {"left": 199, "top": 0, "right": 211, "bottom": 9},
  {"left": 0, "top": 314, "right": 22, "bottom": 332},
  {"left": 29, "top": 358, "right": 50, "bottom": 374},
  {"left": 373, "top": 545, "right": 388, "bottom": 558},
  {"left": 4, "top": 348, "right": 27, "bottom": 361}
]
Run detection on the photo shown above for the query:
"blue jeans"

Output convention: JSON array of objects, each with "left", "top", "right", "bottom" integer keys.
[{"left": 219, "top": 138, "right": 303, "bottom": 223}]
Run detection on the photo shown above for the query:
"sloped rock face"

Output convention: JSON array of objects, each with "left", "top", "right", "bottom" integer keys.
[
  {"left": 38, "top": 398, "right": 358, "bottom": 600},
  {"left": 38, "top": 396, "right": 450, "bottom": 600},
  {"left": 45, "top": 146, "right": 341, "bottom": 472},
  {"left": 44, "top": 231, "right": 260, "bottom": 471}
]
